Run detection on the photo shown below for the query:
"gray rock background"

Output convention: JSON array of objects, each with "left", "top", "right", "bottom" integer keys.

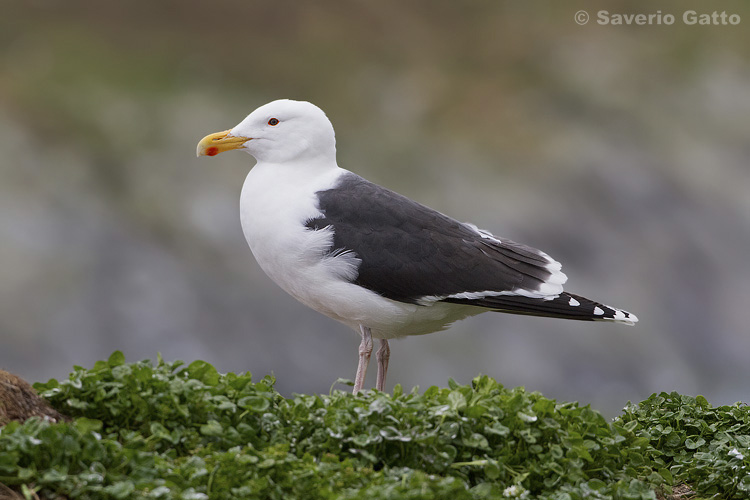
[{"left": 2, "top": 1, "right": 749, "bottom": 416}]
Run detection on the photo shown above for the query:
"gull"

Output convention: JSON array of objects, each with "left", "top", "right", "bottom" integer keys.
[{"left": 196, "top": 99, "right": 637, "bottom": 394}]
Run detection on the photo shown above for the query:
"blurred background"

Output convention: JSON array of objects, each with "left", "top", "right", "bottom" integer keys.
[{"left": 2, "top": 0, "right": 749, "bottom": 417}]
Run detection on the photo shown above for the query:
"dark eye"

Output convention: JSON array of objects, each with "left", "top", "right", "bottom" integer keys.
[{"left": 268, "top": 118, "right": 279, "bottom": 126}]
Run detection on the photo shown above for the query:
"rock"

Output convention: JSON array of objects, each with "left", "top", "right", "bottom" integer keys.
[{"left": 0, "top": 370, "right": 68, "bottom": 425}]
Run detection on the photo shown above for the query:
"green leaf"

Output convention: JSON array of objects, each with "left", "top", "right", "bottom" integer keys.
[
  {"left": 392, "top": 383, "right": 403, "bottom": 398},
  {"left": 447, "top": 391, "right": 467, "bottom": 411},
  {"left": 739, "top": 474, "right": 750, "bottom": 492},
  {"left": 180, "top": 489, "right": 209, "bottom": 500},
  {"left": 74, "top": 417, "right": 103, "bottom": 434},
  {"left": 657, "top": 468, "right": 673, "bottom": 485},
  {"left": 150, "top": 422, "right": 180, "bottom": 444},
  {"left": 103, "top": 481, "right": 135, "bottom": 499},
  {"left": 695, "top": 394, "right": 710, "bottom": 408},
  {"left": 587, "top": 478, "right": 606, "bottom": 490},
  {"left": 517, "top": 411, "right": 538, "bottom": 423},
  {"left": 623, "top": 420, "right": 639, "bottom": 432},
  {"left": 187, "top": 360, "right": 220, "bottom": 386},
  {"left": 462, "top": 432, "right": 489, "bottom": 449},
  {"left": 200, "top": 420, "right": 224, "bottom": 437},
  {"left": 238, "top": 395, "right": 270, "bottom": 412},
  {"left": 685, "top": 437, "right": 706, "bottom": 449},
  {"left": 486, "top": 422, "right": 510, "bottom": 436},
  {"left": 107, "top": 350, "right": 126, "bottom": 367}
]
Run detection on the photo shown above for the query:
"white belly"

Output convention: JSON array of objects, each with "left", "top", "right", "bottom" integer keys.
[{"left": 239, "top": 163, "right": 483, "bottom": 338}]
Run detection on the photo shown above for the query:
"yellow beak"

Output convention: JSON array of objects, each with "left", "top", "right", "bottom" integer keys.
[{"left": 196, "top": 129, "right": 251, "bottom": 157}]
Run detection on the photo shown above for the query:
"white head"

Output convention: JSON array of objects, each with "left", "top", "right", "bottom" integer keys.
[{"left": 197, "top": 99, "right": 336, "bottom": 164}]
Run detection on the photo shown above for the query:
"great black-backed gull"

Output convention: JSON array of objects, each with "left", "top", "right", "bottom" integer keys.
[{"left": 196, "top": 99, "right": 637, "bottom": 394}]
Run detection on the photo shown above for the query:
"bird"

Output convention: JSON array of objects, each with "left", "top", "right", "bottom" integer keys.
[{"left": 196, "top": 99, "right": 637, "bottom": 394}]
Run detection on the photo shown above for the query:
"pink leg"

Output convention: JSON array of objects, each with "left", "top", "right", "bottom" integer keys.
[
  {"left": 375, "top": 339, "right": 390, "bottom": 392},
  {"left": 353, "top": 325, "right": 373, "bottom": 394}
]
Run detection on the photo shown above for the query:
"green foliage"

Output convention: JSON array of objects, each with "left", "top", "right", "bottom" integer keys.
[
  {"left": 0, "top": 353, "right": 747, "bottom": 499},
  {"left": 617, "top": 392, "right": 750, "bottom": 499}
]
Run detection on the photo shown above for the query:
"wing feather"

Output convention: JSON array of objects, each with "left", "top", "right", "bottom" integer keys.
[{"left": 305, "top": 172, "right": 565, "bottom": 304}]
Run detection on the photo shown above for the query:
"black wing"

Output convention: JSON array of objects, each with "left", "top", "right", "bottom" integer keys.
[{"left": 305, "top": 172, "right": 562, "bottom": 304}]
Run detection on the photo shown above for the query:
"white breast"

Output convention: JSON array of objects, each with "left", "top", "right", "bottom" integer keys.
[{"left": 240, "top": 162, "right": 345, "bottom": 294}]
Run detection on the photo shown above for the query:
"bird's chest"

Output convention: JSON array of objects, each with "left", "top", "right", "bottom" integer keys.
[{"left": 238, "top": 166, "right": 350, "bottom": 306}]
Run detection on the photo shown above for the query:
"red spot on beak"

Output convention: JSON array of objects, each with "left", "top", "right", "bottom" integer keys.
[{"left": 206, "top": 146, "right": 219, "bottom": 156}]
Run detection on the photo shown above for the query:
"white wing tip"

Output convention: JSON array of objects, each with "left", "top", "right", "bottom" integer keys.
[{"left": 607, "top": 308, "right": 638, "bottom": 326}]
